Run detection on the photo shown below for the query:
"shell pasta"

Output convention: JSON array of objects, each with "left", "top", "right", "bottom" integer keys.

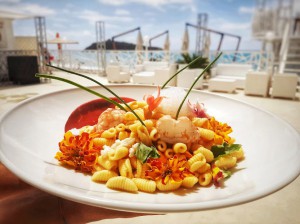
[{"left": 55, "top": 87, "right": 244, "bottom": 193}]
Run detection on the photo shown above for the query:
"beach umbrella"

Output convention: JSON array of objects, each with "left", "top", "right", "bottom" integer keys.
[
  {"left": 47, "top": 32, "right": 78, "bottom": 46},
  {"left": 181, "top": 28, "right": 189, "bottom": 53},
  {"left": 164, "top": 32, "right": 170, "bottom": 51},
  {"left": 202, "top": 32, "right": 211, "bottom": 58},
  {"left": 135, "top": 30, "right": 144, "bottom": 63},
  {"left": 47, "top": 32, "right": 78, "bottom": 66},
  {"left": 135, "top": 30, "right": 144, "bottom": 51}
]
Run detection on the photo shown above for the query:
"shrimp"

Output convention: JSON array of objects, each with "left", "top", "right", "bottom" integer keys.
[
  {"left": 143, "top": 86, "right": 165, "bottom": 112},
  {"left": 154, "top": 87, "right": 194, "bottom": 119},
  {"left": 95, "top": 108, "right": 126, "bottom": 132},
  {"left": 156, "top": 115, "right": 200, "bottom": 144}
]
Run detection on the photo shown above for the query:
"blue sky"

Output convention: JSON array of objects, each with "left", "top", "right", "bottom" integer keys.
[{"left": 1, "top": 0, "right": 261, "bottom": 51}]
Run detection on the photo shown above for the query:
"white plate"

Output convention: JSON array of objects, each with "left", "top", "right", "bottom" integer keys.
[{"left": 1, "top": 85, "right": 300, "bottom": 213}]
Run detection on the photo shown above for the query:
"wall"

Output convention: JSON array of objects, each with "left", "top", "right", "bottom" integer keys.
[{"left": 0, "top": 18, "right": 15, "bottom": 50}]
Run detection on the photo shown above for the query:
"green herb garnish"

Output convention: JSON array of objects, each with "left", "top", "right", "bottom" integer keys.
[
  {"left": 161, "top": 55, "right": 208, "bottom": 89},
  {"left": 175, "top": 52, "right": 222, "bottom": 120},
  {"left": 35, "top": 73, "right": 128, "bottom": 110},
  {"left": 211, "top": 142, "right": 242, "bottom": 158},
  {"left": 36, "top": 65, "right": 146, "bottom": 126},
  {"left": 134, "top": 143, "right": 160, "bottom": 163}
]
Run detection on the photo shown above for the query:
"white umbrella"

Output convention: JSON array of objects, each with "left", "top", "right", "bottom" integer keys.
[
  {"left": 202, "top": 32, "right": 211, "bottom": 58},
  {"left": 135, "top": 30, "right": 144, "bottom": 51},
  {"left": 164, "top": 32, "right": 170, "bottom": 51},
  {"left": 181, "top": 28, "right": 189, "bottom": 53},
  {"left": 47, "top": 32, "right": 78, "bottom": 46},
  {"left": 47, "top": 32, "right": 78, "bottom": 55},
  {"left": 47, "top": 33, "right": 78, "bottom": 66},
  {"left": 135, "top": 30, "right": 144, "bottom": 64}
]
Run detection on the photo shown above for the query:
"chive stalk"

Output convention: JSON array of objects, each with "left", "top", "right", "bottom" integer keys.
[
  {"left": 175, "top": 52, "right": 223, "bottom": 120},
  {"left": 45, "top": 64, "right": 145, "bottom": 126},
  {"left": 161, "top": 55, "right": 208, "bottom": 89},
  {"left": 35, "top": 73, "right": 128, "bottom": 110}
]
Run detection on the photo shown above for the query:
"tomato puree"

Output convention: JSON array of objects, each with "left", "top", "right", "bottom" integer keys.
[{"left": 65, "top": 97, "right": 135, "bottom": 132}]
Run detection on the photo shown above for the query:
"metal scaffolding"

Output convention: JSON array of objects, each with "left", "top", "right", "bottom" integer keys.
[
  {"left": 34, "top": 16, "right": 49, "bottom": 74},
  {"left": 96, "top": 21, "right": 106, "bottom": 76},
  {"left": 195, "top": 13, "right": 208, "bottom": 55}
]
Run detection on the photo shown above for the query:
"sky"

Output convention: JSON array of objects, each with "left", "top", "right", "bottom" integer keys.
[{"left": 1, "top": 0, "right": 262, "bottom": 51}]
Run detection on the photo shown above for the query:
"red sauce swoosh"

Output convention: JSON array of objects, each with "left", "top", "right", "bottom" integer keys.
[{"left": 65, "top": 97, "right": 135, "bottom": 132}]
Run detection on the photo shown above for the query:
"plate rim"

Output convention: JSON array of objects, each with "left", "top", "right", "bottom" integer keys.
[{"left": 1, "top": 84, "right": 300, "bottom": 213}]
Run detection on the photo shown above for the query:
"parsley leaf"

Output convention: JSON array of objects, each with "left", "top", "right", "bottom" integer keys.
[
  {"left": 211, "top": 142, "right": 242, "bottom": 158},
  {"left": 134, "top": 143, "right": 160, "bottom": 163}
]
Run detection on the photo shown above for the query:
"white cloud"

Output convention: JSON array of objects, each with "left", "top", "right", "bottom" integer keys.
[
  {"left": 98, "top": 0, "right": 193, "bottom": 9},
  {"left": 78, "top": 9, "right": 133, "bottom": 24},
  {"left": 114, "top": 9, "right": 130, "bottom": 16},
  {"left": 0, "top": 0, "right": 20, "bottom": 2},
  {"left": 0, "top": 3, "right": 55, "bottom": 16},
  {"left": 219, "top": 22, "right": 250, "bottom": 31},
  {"left": 239, "top": 6, "right": 254, "bottom": 14}
]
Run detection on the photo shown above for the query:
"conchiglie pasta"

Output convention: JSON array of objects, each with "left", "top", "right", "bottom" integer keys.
[
  {"left": 194, "top": 146, "right": 214, "bottom": 163},
  {"left": 135, "top": 160, "right": 147, "bottom": 178},
  {"left": 144, "top": 119, "right": 154, "bottom": 130},
  {"left": 118, "top": 158, "right": 133, "bottom": 178},
  {"left": 115, "top": 123, "right": 126, "bottom": 132},
  {"left": 97, "top": 155, "right": 118, "bottom": 170},
  {"left": 188, "top": 153, "right": 206, "bottom": 172},
  {"left": 228, "top": 148, "right": 244, "bottom": 160},
  {"left": 92, "top": 137, "right": 108, "bottom": 148},
  {"left": 192, "top": 117, "right": 208, "bottom": 127},
  {"left": 157, "top": 140, "right": 167, "bottom": 152},
  {"left": 101, "top": 128, "right": 117, "bottom": 139},
  {"left": 133, "top": 108, "right": 145, "bottom": 121},
  {"left": 149, "top": 128, "right": 160, "bottom": 141},
  {"left": 124, "top": 111, "right": 137, "bottom": 121},
  {"left": 214, "top": 155, "right": 237, "bottom": 170},
  {"left": 156, "top": 180, "right": 182, "bottom": 191},
  {"left": 132, "top": 178, "right": 156, "bottom": 193},
  {"left": 108, "top": 146, "right": 129, "bottom": 160},
  {"left": 92, "top": 170, "right": 118, "bottom": 182},
  {"left": 197, "top": 163, "right": 211, "bottom": 174},
  {"left": 182, "top": 176, "right": 198, "bottom": 188},
  {"left": 199, "top": 128, "right": 215, "bottom": 141},
  {"left": 118, "top": 131, "right": 130, "bottom": 140},
  {"left": 106, "top": 176, "right": 138, "bottom": 193},
  {"left": 173, "top": 143, "right": 187, "bottom": 154},
  {"left": 136, "top": 125, "right": 151, "bottom": 146},
  {"left": 198, "top": 171, "right": 212, "bottom": 187},
  {"left": 164, "top": 148, "right": 175, "bottom": 158}
]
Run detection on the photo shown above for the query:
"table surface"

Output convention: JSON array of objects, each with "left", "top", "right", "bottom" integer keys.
[{"left": 1, "top": 76, "right": 300, "bottom": 224}]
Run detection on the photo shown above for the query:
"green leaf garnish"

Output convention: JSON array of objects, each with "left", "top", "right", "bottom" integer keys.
[
  {"left": 36, "top": 65, "right": 146, "bottom": 126},
  {"left": 175, "top": 52, "right": 223, "bottom": 120},
  {"left": 211, "top": 142, "right": 242, "bottom": 158},
  {"left": 134, "top": 143, "right": 160, "bottom": 163}
]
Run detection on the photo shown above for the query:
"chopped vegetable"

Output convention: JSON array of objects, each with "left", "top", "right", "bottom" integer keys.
[
  {"left": 134, "top": 143, "right": 160, "bottom": 163},
  {"left": 211, "top": 142, "right": 242, "bottom": 158}
]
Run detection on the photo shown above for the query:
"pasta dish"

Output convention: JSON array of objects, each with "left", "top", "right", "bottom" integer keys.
[{"left": 55, "top": 86, "right": 244, "bottom": 193}]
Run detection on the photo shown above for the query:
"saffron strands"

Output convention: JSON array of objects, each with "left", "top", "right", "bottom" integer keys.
[{"left": 175, "top": 52, "right": 223, "bottom": 120}]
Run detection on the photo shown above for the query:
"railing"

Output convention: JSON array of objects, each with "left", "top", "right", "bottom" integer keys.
[{"left": 0, "top": 49, "right": 273, "bottom": 82}]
